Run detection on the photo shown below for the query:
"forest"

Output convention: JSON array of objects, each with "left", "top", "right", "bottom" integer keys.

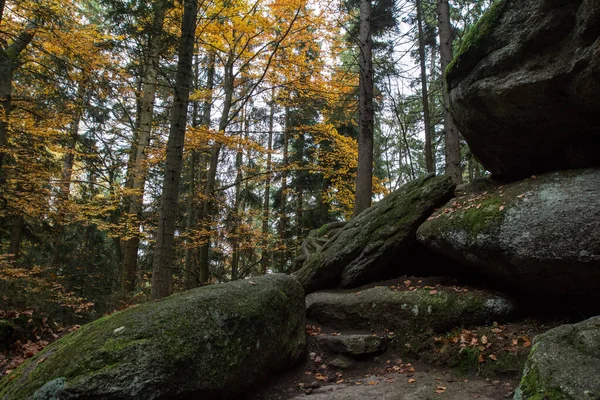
[{"left": 0, "top": 0, "right": 494, "bottom": 332}]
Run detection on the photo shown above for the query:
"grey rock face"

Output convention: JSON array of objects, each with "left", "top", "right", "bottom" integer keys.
[
  {"left": 417, "top": 168, "right": 600, "bottom": 296},
  {"left": 516, "top": 316, "right": 600, "bottom": 400},
  {"left": 0, "top": 274, "right": 306, "bottom": 400},
  {"left": 295, "top": 174, "right": 455, "bottom": 293},
  {"left": 306, "top": 285, "right": 516, "bottom": 334},
  {"left": 446, "top": 0, "right": 600, "bottom": 179}
]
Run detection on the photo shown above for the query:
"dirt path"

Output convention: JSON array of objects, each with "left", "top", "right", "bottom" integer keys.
[
  {"left": 249, "top": 349, "right": 518, "bottom": 399},
  {"left": 287, "top": 369, "right": 516, "bottom": 399}
]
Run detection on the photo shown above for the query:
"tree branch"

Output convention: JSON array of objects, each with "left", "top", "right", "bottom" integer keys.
[{"left": 5, "top": 20, "right": 38, "bottom": 60}]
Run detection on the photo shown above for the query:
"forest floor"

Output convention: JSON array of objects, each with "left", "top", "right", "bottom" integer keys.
[
  {"left": 248, "top": 276, "right": 567, "bottom": 400},
  {"left": 249, "top": 317, "right": 558, "bottom": 399}
]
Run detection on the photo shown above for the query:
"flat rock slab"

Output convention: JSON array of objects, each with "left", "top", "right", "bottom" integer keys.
[
  {"left": 295, "top": 174, "right": 455, "bottom": 293},
  {"left": 417, "top": 169, "right": 600, "bottom": 298},
  {"left": 446, "top": 0, "right": 600, "bottom": 179},
  {"left": 0, "top": 274, "right": 306, "bottom": 400},
  {"left": 316, "top": 334, "right": 387, "bottom": 356},
  {"left": 516, "top": 316, "right": 600, "bottom": 400},
  {"left": 306, "top": 285, "right": 516, "bottom": 334},
  {"left": 292, "top": 372, "right": 515, "bottom": 399}
]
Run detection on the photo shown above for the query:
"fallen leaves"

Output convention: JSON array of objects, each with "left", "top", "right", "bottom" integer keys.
[
  {"left": 306, "top": 325, "right": 322, "bottom": 336},
  {"left": 407, "top": 378, "right": 416, "bottom": 384},
  {"left": 315, "top": 373, "right": 328, "bottom": 381}
]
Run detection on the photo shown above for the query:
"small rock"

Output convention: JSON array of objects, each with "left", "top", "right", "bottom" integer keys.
[
  {"left": 316, "top": 334, "right": 386, "bottom": 356},
  {"left": 329, "top": 356, "right": 355, "bottom": 370},
  {"left": 305, "top": 388, "right": 313, "bottom": 395}
]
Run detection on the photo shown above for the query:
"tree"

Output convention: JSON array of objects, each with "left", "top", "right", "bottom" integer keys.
[
  {"left": 416, "top": 0, "right": 434, "bottom": 174},
  {"left": 151, "top": 0, "right": 197, "bottom": 300},
  {"left": 0, "top": 6, "right": 37, "bottom": 179},
  {"left": 353, "top": 0, "right": 375, "bottom": 216},
  {"left": 121, "top": 0, "right": 170, "bottom": 295},
  {"left": 437, "top": 0, "right": 462, "bottom": 183}
]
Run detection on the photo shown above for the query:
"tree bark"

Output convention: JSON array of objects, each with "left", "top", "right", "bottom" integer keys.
[
  {"left": 183, "top": 55, "right": 201, "bottom": 289},
  {"left": 8, "top": 214, "right": 24, "bottom": 258},
  {"left": 416, "top": 0, "right": 434, "bottom": 174},
  {"left": 151, "top": 0, "right": 197, "bottom": 300},
  {"left": 198, "top": 56, "right": 234, "bottom": 284},
  {"left": 260, "top": 89, "right": 275, "bottom": 275},
  {"left": 278, "top": 106, "right": 290, "bottom": 271},
  {"left": 50, "top": 78, "right": 86, "bottom": 267},
  {"left": 186, "top": 51, "right": 215, "bottom": 288},
  {"left": 437, "top": 0, "right": 463, "bottom": 183},
  {"left": 353, "top": 0, "right": 375, "bottom": 216},
  {"left": 122, "top": 0, "right": 168, "bottom": 295},
  {"left": 230, "top": 113, "right": 246, "bottom": 281},
  {"left": 0, "top": 20, "right": 37, "bottom": 181}
]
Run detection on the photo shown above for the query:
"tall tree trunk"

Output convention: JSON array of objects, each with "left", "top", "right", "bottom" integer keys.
[
  {"left": 0, "top": 20, "right": 37, "bottom": 180},
  {"left": 353, "top": 0, "right": 375, "bottom": 216},
  {"left": 296, "top": 187, "right": 303, "bottom": 242},
  {"left": 1, "top": 21, "right": 37, "bottom": 260},
  {"left": 230, "top": 114, "right": 245, "bottom": 281},
  {"left": 198, "top": 57, "right": 234, "bottom": 284},
  {"left": 151, "top": 0, "right": 197, "bottom": 300},
  {"left": 416, "top": 0, "right": 434, "bottom": 174},
  {"left": 260, "top": 89, "right": 274, "bottom": 275},
  {"left": 319, "top": 178, "right": 330, "bottom": 226},
  {"left": 50, "top": 78, "right": 86, "bottom": 266},
  {"left": 122, "top": 1, "right": 168, "bottom": 295},
  {"left": 8, "top": 214, "right": 24, "bottom": 258},
  {"left": 186, "top": 51, "right": 215, "bottom": 287},
  {"left": 437, "top": 0, "right": 463, "bottom": 183},
  {"left": 183, "top": 55, "right": 201, "bottom": 289},
  {"left": 278, "top": 106, "right": 289, "bottom": 271}
]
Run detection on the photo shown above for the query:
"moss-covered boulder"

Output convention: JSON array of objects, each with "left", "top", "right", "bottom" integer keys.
[
  {"left": 0, "top": 274, "right": 306, "bottom": 400},
  {"left": 515, "top": 316, "right": 600, "bottom": 400},
  {"left": 295, "top": 174, "right": 455, "bottom": 293},
  {"left": 417, "top": 169, "right": 600, "bottom": 299},
  {"left": 446, "top": 0, "right": 600, "bottom": 179},
  {"left": 306, "top": 285, "right": 515, "bottom": 334}
]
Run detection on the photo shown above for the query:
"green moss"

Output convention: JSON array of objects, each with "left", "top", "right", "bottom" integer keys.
[
  {"left": 0, "top": 275, "right": 306, "bottom": 400},
  {"left": 458, "top": 196, "right": 504, "bottom": 236},
  {"left": 445, "top": 0, "right": 508, "bottom": 86},
  {"left": 456, "top": 346, "right": 482, "bottom": 375},
  {"left": 420, "top": 193, "right": 505, "bottom": 241},
  {"left": 519, "top": 361, "right": 572, "bottom": 400}
]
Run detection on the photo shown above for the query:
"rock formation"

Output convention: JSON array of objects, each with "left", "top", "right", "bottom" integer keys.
[
  {"left": 295, "top": 174, "right": 455, "bottom": 293},
  {"left": 0, "top": 274, "right": 305, "bottom": 400},
  {"left": 446, "top": 0, "right": 600, "bottom": 179},
  {"left": 417, "top": 168, "right": 600, "bottom": 300}
]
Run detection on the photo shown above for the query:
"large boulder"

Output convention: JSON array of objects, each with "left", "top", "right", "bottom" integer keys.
[
  {"left": 417, "top": 168, "right": 600, "bottom": 299},
  {"left": 515, "top": 316, "right": 600, "bottom": 400},
  {"left": 446, "top": 0, "right": 600, "bottom": 179},
  {"left": 306, "top": 286, "right": 516, "bottom": 334},
  {"left": 0, "top": 274, "right": 306, "bottom": 400},
  {"left": 295, "top": 174, "right": 455, "bottom": 293}
]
